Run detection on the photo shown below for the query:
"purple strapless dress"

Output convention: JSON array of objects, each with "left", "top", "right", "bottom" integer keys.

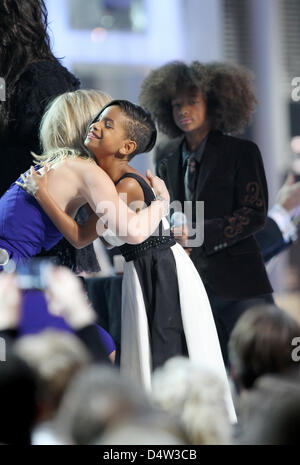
[{"left": 0, "top": 175, "right": 63, "bottom": 263}]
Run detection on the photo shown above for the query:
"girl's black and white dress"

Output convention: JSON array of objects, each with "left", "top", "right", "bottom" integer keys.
[{"left": 104, "top": 173, "right": 236, "bottom": 422}]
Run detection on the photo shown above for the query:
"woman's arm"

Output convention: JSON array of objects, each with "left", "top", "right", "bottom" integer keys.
[
  {"left": 17, "top": 165, "right": 169, "bottom": 246},
  {"left": 36, "top": 193, "right": 99, "bottom": 249},
  {"left": 16, "top": 166, "right": 99, "bottom": 248},
  {"left": 39, "top": 196, "right": 99, "bottom": 249}
]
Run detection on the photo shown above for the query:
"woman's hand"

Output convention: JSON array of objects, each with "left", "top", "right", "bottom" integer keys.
[
  {"left": 146, "top": 170, "right": 170, "bottom": 203},
  {"left": 16, "top": 165, "right": 50, "bottom": 198}
]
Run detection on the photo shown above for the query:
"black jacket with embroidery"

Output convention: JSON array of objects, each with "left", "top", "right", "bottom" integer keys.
[{"left": 156, "top": 130, "right": 273, "bottom": 299}]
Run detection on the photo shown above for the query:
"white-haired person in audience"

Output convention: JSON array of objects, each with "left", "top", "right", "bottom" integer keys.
[
  {"left": 152, "top": 356, "right": 232, "bottom": 445},
  {"left": 53, "top": 364, "right": 186, "bottom": 445}
]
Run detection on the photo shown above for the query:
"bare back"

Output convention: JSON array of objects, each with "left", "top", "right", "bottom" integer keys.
[
  {"left": 25, "top": 156, "right": 168, "bottom": 247},
  {"left": 41, "top": 157, "right": 103, "bottom": 218}
]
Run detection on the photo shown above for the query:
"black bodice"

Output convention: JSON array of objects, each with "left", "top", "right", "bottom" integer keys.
[{"left": 116, "top": 173, "right": 175, "bottom": 262}]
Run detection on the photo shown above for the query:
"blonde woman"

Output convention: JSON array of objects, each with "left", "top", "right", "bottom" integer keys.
[{"left": 0, "top": 89, "right": 169, "bottom": 266}]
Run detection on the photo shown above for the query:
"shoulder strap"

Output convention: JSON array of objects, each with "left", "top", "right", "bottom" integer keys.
[{"left": 115, "top": 173, "right": 155, "bottom": 205}]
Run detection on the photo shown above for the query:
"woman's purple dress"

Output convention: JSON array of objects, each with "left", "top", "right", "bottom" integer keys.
[
  {"left": 0, "top": 178, "right": 63, "bottom": 263},
  {"left": 0, "top": 179, "right": 116, "bottom": 356}
]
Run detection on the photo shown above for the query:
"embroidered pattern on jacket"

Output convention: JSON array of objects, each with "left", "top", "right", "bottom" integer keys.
[
  {"left": 224, "top": 207, "right": 251, "bottom": 238},
  {"left": 244, "top": 182, "right": 263, "bottom": 207},
  {"left": 223, "top": 182, "right": 262, "bottom": 238}
]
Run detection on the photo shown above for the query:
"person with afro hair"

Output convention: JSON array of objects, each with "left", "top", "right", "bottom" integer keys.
[{"left": 139, "top": 61, "right": 273, "bottom": 366}]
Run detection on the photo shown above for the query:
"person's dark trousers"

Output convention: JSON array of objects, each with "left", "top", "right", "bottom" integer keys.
[{"left": 204, "top": 284, "right": 274, "bottom": 367}]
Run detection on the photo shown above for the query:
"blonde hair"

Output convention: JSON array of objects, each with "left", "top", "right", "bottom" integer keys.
[{"left": 33, "top": 89, "right": 112, "bottom": 166}]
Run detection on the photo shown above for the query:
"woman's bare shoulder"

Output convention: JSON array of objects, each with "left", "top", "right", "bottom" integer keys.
[
  {"left": 62, "top": 157, "right": 106, "bottom": 179},
  {"left": 63, "top": 158, "right": 115, "bottom": 194},
  {"left": 62, "top": 157, "right": 97, "bottom": 171}
]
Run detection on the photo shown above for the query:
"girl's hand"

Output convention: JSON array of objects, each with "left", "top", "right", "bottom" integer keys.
[
  {"left": 16, "top": 165, "right": 50, "bottom": 198},
  {"left": 171, "top": 224, "right": 189, "bottom": 248},
  {"left": 146, "top": 170, "right": 170, "bottom": 203}
]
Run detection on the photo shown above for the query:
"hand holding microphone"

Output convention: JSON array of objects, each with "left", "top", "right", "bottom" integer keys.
[{"left": 170, "top": 212, "right": 190, "bottom": 252}]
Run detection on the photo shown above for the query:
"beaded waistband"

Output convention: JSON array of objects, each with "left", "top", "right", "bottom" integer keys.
[{"left": 119, "top": 235, "right": 176, "bottom": 262}]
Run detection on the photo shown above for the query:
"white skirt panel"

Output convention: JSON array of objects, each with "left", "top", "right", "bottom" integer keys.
[{"left": 120, "top": 242, "right": 236, "bottom": 423}]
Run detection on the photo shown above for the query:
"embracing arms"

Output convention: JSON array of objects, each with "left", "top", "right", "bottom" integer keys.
[
  {"left": 17, "top": 165, "right": 169, "bottom": 248},
  {"left": 17, "top": 166, "right": 99, "bottom": 249}
]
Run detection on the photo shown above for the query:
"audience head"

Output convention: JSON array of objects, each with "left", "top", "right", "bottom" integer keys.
[
  {"left": 0, "top": 354, "right": 37, "bottom": 444},
  {"left": 14, "top": 329, "right": 90, "bottom": 419},
  {"left": 152, "top": 357, "right": 231, "bottom": 445},
  {"left": 228, "top": 304, "right": 300, "bottom": 391},
  {"left": 95, "top": 420, "right": 187, "bottom": 445},
  {"left": 139, "top": 61, "right": 256, "bottom": 137},
  {"left": 238, "top": 372, "right": 300, "bottom": 444},
  {"left": 55, "top": 364, "right": 156, "bottom": 444}
]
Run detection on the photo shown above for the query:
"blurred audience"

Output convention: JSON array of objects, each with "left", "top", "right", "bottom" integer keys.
[
  {"left": 45, "top": 267, "right": 115, "bottom": 363},
  {"left": 96, "top": 421, "right": 186, "bottom": 445},
  {"left": 237, "top": 371, "right": 300, "bottom": 444},
  {"left": 0, "top": 261, "right": 300, "bottom": 445},
  {"left": 256, "top": 173, "right": 300, "bottom": 262},
  {"left": 0, "top": 268, "right": 112, "bottom": 445},
  {"left": 14, "top": 330, "right": 91, "bottom": 445},
  {"left": 0, "top": 269, "right": 113, "bottom": 363},
  {"left": 54, "top": 364, "right": 185, "bottom": 445},
  {"left": 0, "top": 354, "right": 37, "bottom": 445},
  {"left": 228, "top": 303, "right": 300, "bottom": 392},
  {"left": 228, "top": 303, "right": 300, "bottom": 443},
  {"left": 152, "top": 357, "right": 232, "bottom": 445}
]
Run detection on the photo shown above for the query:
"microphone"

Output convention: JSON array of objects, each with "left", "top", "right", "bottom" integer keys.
[{"left": 170, "top": 212, "right": 187, "bottom": 229}]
